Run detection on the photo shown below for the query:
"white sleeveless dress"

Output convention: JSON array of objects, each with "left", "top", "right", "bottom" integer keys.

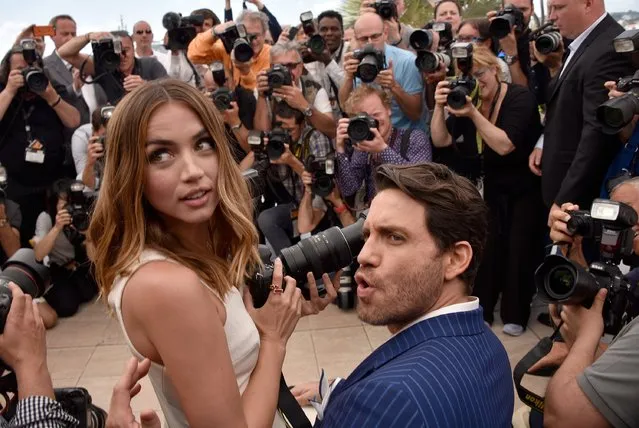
[{"left": 109, "top": 249, "right": 286, "bottom": 428}]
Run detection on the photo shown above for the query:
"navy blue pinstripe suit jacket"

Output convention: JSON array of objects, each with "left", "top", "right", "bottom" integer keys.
[{"left": 315, "top": 308, "right": 513, "bottom": 427}]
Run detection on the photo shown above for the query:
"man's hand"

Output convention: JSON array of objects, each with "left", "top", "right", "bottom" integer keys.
[
  {"left": 301, "top": 271, "right": 341, "bottom": 316},
  {"left": 343, "top": 52, "right": 360, "bottom": 79},
  {"left": 87, "top": 137, "right": 105, "bottom": 166},
  {"left": 72, "top": 68, "right": 84, "bottom": 92},
  {"left": 123, "top": 75, "right": 145, "bottom": 93},
  {"left": 375, "top": 59, "right": 395, "bottom": 91},
  {"left": 272, "top": 85, "right": 309, "bottom": 111},
  {"left": 604, "top": 81, "right": 625, "bottom": 99},
  {"left": 291, "top": 381, "right": 320, "bottom": 406},
  {"left": 424, "top": 63, "right": 448, "bottom": 85},
  {"left": 335, "top": 118, "right": 350, "bottom": 153},
  {"left": 256, "top": 71, "right": 270, "bottom": 98},
  {"left": 88, "top": 32, "right": 113, "bottom": 42},
  {"left": 359, "top": 0, "right": 377, "bottom": 15},
  {"left": 244, "top": 0, "right": 265, "bottom": 9},
  {"left": 40, "top": 81, "right": 59, "bottom": 103},
  {"left": 231, "top": 50, "right": 253, "bottom": 75},
  {"left": 355, "top": 128, "right": 388, "bottom": 153},
  {"left": 556, "top": 289, "right": 608, "bottom": 350},
  {"left": 270, "top": 143, "right": 294, "bottom": 166},
  {"left": 106, "top": 357, "right": 161, "bottom": 428},
  {"left": 548, "top": 202, "right": 579, "bottom": 243},
  {"left": 487, "top": 11, "right": 517, "bottom": 55},
  {"left": 528, "top": 341, "right": 569, "bottom": 374},
  {"left": 531, "top": 40, "right": 564, "bottom": 71},
  {"left": 385, "top": 18, "right": 401, "bottom": 45},
  {"left": 222, "top": 101, "right": 241, "bottom": 127},
  {"left": 0, "top": 283, "right": 47, "bottom": 374},
  {"left": 302, "top": 171, "right": 313, "bottom": 194},
  {"left": 5, "top": 69, "right": 25, "bottom": 95},
  {"left": 529, "top": 147, "right": 542, "bottom": 176}
]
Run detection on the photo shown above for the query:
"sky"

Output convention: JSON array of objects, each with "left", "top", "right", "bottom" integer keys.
[{"left": 1, "top": 0, "right": 636, "bottom": 56}]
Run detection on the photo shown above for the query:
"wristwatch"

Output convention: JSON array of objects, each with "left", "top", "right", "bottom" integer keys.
[
  {"left": 302, "top": 106, "right": 313, "bottom": 118},
  {"left": 231, "top": 122, "right": 243, "bottom": 131},
  {"left": 504, "top": 54, "right": 519, "bottom": 66}
]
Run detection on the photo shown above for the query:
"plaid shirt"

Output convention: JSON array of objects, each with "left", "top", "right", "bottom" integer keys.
[
  {"left": 1, "top": 396, "right": 78, "bottom": 427},
  {"left": 272, "top": 127, "right": 332, "bottom": 204}
]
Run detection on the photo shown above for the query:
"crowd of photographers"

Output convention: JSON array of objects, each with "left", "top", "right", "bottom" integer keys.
[{"left": 0, "top": 0, "right": 638, "bottom": 425}]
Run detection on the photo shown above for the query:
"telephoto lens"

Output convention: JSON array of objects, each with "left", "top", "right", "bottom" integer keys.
[
  {"left": 596, "top": 76, "right": 639, "bottom": 132},
  {"left": 0, "top": 249, "right": 51, "bottom": 333},
  {"left": 248, "top": 211, "right": 368, "bottom": 308},
  {"left": 409, "top": 29, "right": 433, "bottom": 51},
  {"left": 535, "top": 31, "right": 562, "bottom": 55},
  {"left": 233, "top": 39, "right": 254, "bottom": 63},
  {"left": 415, "top": 51, "right": 450, "bottom": 73},
  {"left": 23, "top": 68, "right": 49, "bottom": 93},
  {"left": 347, "top": 113, "right": 379, "bottom": 142},
  {"left": 489, "top": 5, "right": 525, "bottom": 39}
]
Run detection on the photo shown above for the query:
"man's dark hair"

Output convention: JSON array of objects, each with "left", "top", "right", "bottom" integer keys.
[
  {"left": 458, "top": 18, "right": 499, "bottom": 55},
  {"left": 317, "top": 10, "right": 344, "bottom": 30},
  {"left": 191, "top": 8, "right": 221, "bottom": 26},
  {"left": 0, "top": 46, "right": 22, "bottom": 86},
  {"left": 273, "top": 101, "right": 305, "bottom": 124},
  {"left": 49, "top": 14, "right": 76, "bottom": 29},
  {"left": 433, "top": 0, "right": 462, "bottom": 19},
  {"left": 374, "top": 163, "right": 488, "bottom": 291},
  {"left": 111, "top": 30, "right": 132, "bottom": 42},
  {"left": 91, "top": 105, "right": 109, "bottom": 131}
]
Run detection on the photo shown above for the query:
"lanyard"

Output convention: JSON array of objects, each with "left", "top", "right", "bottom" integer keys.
[
  {"left": 21, "top": 105, "right": 36, "bottom": 145},
  {"left": 476, "top": 82, "right": 503, "bottom": 155}
]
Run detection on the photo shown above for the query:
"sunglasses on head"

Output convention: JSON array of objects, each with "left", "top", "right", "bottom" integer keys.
[{"left": 135, "top": 30, "right": 152, "bottom": 35}]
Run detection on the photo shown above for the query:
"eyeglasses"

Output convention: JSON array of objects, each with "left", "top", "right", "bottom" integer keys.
[
  {"left": 472, "top": 68, "right": 489, "bottom": 79},
  {"left": 280, "top": 62, "right": 301, "bottom": 70},
  {"left": 455, "top": 36, "right": 485, "bottom": 43},
  {"left": 135, "top": 30, "right": 152, "bottom": 35},
  {"left": 355, "top": 33, "right": 383, "bottom": 44}
]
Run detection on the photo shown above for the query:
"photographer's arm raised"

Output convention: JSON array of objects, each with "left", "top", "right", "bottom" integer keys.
[
  {"left": 42, "top": 83, "right": 80, "bottom": 128},
  {"left": 57, "top": 33, "right": 102, "bottom": 77}
]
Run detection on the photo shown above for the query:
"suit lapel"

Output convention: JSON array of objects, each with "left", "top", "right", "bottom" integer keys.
[
  {"left": 46, "top": 52, "right": 73, "bottom": 87},
  {"left": 549, "top": 14, "right": 614, "bottom": 103},
  {"left": 333, "top": 309, "right": 486, "bottom": 395}
]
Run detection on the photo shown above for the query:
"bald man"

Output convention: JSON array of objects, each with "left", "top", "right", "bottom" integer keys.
[
  {"left": 338, "top": 13, "right": 425, "bottom": 132},
  {"left": 133, "top": 21, "right": 158, "bottom": 58}
]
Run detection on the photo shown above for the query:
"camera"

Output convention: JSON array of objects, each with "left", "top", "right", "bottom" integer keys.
[
  {"left": 266, "top": 64, "right": 293, "bottom": 94},
  {"left": 489, "top": 5, "right": 525, "bottom": 39},
  {"left": 447, "top": 43, "right": 478, "bottom": 109},
  {"left": 300, "top": 11, "right": 326, "bottom": 55},
  {"left": 248, "top": 211, "right": 367, "bottom": 308},
  {"left": 530, "top": 22, "right": 562, "bottom": 55},
  {"left": 305, "top": 154, "right": 335, "bottom": 197},
  {"left": 248, "top": 127, "right": 292, "bottom": 161},
  {"left": 353, "top": 45, "right": 386, "bottom": 83},
  {"left": 19, "top": 39, "right": 49, "bottom": 93},
  {"left": 91, "top": 37, "right": 121, "bottom": 73},
  {"left": 55, "top": 388, "right": 107, "bottom": 428},
  {"left": 217, "top": 24, "right": 254, "bottom": 63},
  {"left": 415, "top": 51, "right": 451, "bottom": 73},
  {"left": 211, "top": 87, "right": 236, "bottom": 111},
  {"left": 409, "top": 23, "right": 453, "bottom": 74},
  {"left": 347, "top": 113, "right": 379, "bottom": 143},
  {"left": 613, "top": 29, "right": 639, "bottom": 54},
  {"left": 596, "top": 70, "right": 639, "bottom": 132},
  {"left": 162, "top": 12, "right": 203, "bottom": 51},
  {"left": 64, "top": 181, "right": 92, "bottom": 232},
  {"left": 0, "top": 249, "right": 50, "bottom": 333},
  {"left": 373, "top": 0, "right": 398, "bottom": 20},
  {"left": 425, "top": 21, "right": 454, "bottom": 49},
  {"left": 534, "top": 199, "right": 639, "bottom": 334}
]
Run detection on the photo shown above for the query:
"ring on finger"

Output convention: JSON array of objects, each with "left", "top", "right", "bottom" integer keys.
[{"left": 270, "top": 284, "right": 284, "bottom": 294}]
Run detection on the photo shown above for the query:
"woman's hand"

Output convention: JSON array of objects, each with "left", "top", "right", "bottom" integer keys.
[
  {"left": 244, "top": 258, "right": 302, "bottom": 347},
  {"left": 446, "top": 96, "right": 476, "bottom": 118},
  {"left": 434, "top": 80, "right": 450, "bottom": 108},
  {"left": 54, "top": 209, "right": 72, "bottom": 231},
  {"left": 291, "top": 381, "right": 320, "bottom": 406},
  {"left": 335, "top": 118, "right": 350, "bottom": 153},
  {"left": 301, "top": 271, "right": 341, "bottom": 316}
]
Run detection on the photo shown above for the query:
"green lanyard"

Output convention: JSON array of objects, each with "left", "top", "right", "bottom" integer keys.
[{"left": 475, "top": 82, "right": 503, "bottom": 155}]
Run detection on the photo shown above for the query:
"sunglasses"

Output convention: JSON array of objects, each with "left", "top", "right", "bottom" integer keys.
[{"left": 135, "top": 30, "right": 152, "bottom": 35}]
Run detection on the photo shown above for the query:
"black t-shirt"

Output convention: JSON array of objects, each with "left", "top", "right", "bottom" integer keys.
[
  {"left": 225, "top": 86, "right": 256, "bottom": 164},
  {"left": 96, "top": 57, "right": 168, "bottom": 105},
  {"left": 0, "top": 87, "right": 67, "bottom": 197},
  {"left": 444, "top": 84, "right": 542, "bottom": 192},
  {"left": 0, "top": 199, "right": 22, "bottom": 265}
]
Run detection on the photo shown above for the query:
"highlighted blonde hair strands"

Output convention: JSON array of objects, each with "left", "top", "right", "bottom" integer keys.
[{"left": 88, "top": 79, "right": 260, "bottom": 301}]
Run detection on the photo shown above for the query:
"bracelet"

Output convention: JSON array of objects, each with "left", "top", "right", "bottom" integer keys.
[
  {"left": 333, "top": 203, "right": 348, "bottom": 214},
  {"left": 50, "top": 96, "right": 62, "bottom": 108},
  {"left": 231, "top": 122, "right": 243, "bottom": 131}
]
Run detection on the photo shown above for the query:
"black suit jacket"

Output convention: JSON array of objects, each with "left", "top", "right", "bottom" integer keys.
[
  {"left": 43, "top": 51, "right": 91, "bottom": 125},
  {"left": 541, "top": 14, "right": 633, "bottom": 208}
]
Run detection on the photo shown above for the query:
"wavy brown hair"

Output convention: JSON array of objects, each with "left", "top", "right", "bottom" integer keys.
[{"left": 88, "top": 79, "right": 260, "bottom": 301}]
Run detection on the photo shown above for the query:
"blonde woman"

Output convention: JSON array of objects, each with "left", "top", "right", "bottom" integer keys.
[
  {"left": 431, "top": 45, "right": 545, "bottom": 336},
  {"left": 89, "top": 79, "right": 338, "bottom": 427}
]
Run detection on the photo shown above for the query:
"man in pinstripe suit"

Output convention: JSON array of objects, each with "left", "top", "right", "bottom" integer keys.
[{"left": 316, "top": 163, "right": 513, "bottom": 427}]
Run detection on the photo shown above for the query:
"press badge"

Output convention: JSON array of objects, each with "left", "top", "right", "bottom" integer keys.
[{"left": 25, "top": 139, "right": 45, "bottom": 164}]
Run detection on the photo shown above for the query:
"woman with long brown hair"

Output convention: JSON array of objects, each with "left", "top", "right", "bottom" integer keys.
[{"left": 88, "top": 79, "right": 338, "bottom": 427}]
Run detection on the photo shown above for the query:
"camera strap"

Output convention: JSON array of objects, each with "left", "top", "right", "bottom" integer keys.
[
  {"left": 278, "top": 374, "right": 312, "bottom": 428},
  {"left": 475, "top": 82, "right": 501, "bottom": 155},
  {"left": 513, "top": 324, "right": 563, "bottom": 414},
  {"left": 21, "top": 105, "right": 36, "bottom": 144}
]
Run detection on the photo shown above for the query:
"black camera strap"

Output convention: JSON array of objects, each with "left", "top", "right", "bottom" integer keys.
[
  {"left": 278, "top": 373, "right": 312, "bottom": 428},
  {"left": 513, "top": 324, "right": 563, "bottom": 414},
  {"left": 21, "top": 104, "right": 36, "bottom": 144}
]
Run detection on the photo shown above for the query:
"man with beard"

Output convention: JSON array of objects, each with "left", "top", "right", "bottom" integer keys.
[{"left": 313, "top": 163, "right": 513, "bottom": 427}]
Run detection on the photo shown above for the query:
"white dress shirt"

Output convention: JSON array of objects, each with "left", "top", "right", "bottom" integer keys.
[
  {"left": 560, "top": 12, "right": 608, "bottom": 79},
  {"left": 392, "top": 296, "right": 481, "bottom": 338}
]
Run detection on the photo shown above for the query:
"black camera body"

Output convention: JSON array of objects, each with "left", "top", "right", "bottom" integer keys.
[
  {"left": 347, "top": 113, "right": 379, "bottom": 143},
  {"left": 530, "top": 23, "right": 562, "bottom": 55},
  {"left": 597, "top": 70, "right": 639, "bottom": 132},
  {"left": 248, "top": 127, "right": 292, "bottom": 161},
  {"left": 353, "top": 45, "right": 386, "bottom": 83},
  {"left": 489, "top": 5, "right": 526, "bottom": 39},
  {"left": 55, "top": 387, "right": 107, "bottom": 428},
  {"left": 218, "top": 24, "right": 254, "bottom": 63},
  {"left": 535, "top": 199, "right": 639, "bottom": 335},
  {"left": 162, "top": 12, "right": 202, "bottom": 51},
  {"left": 305, "top": 153, "right": 336, "bottom": 197},
  {"left": 248, "top": 211, "right": 368, "bottom": 308},
  {"left": 19, "top": 39, "right": 49, "bottom": 93},
  {"left": 64, "top": 181, "right": 92, "bottom": 232},
  {"left": 92, "top": 37, "right": 121, "bottom": 73},
  {"left": 446, "top": 42, "right": 478, "bottom": 109},
  {"left": 266, "top": 64, "right": 293, "bottom": 94},
  {"left": 373, "top": 0, "right": 398, "bottom": 20},
  {"left": 211, "top": 87, "right": 236, "bottom": 111},
  {"left": 410, "top": 23, "right": 453, "bottom": 74},
  {"left": 300, "top": 11, "right": 326, "bottom": 55},
  {"left": 425, "top": 21, "right": 454, "bottom": 49}
]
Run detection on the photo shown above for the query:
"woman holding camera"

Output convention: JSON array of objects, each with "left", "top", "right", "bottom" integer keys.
[
  {"left": 32, "top": 179, "right": 97, "bottom": 325},
  {"left": 431, "top": 45, "right": 544, "bottom": 336},
  {"left": 88, "top": 79, "right": 339, "bottom": 427}
]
